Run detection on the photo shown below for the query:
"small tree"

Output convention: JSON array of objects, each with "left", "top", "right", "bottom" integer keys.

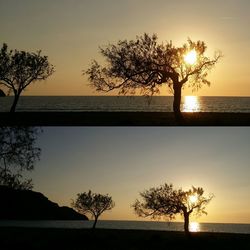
[
  {"left": 0, "top": 127, "right": 41, "bottom": 190},
  {"left": 72, "top": 190, "right": 115, "bottom": 229},
  {"left": 85, "top": 33, "right": 221, "bottom": 121},
  {"left": 133, "top": 183, "right": 213, "bottom": 236},
  {"left": 0, "top": 43, "right": 55, "bottom": 112}
]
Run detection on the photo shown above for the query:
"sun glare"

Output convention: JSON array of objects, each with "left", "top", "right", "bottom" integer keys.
[
  {"left": 189, "top": 222, "right": 200, "bottom": 232},
  {"left": 182, "top": 96, "right": 200, "bottom": 112},
  {"left": 189, "top": 195, "right": 198, "bottom": 203},
  {"left": 184, "top": 50, "right": 197, "bottom": 65}
]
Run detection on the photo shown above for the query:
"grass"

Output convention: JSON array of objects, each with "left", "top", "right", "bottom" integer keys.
[{"left": 1, "top": 227, "right": 250, "bottom": 250}]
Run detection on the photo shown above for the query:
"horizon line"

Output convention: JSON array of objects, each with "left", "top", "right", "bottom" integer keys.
[{"left": 4, "top": 95, "right": 250, "bottom": 98}]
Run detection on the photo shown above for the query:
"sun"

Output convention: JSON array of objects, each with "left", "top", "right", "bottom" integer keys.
[
  {"left": 189, "top": 222, "right": 200, "bottom": 232},
  {"left": 184, "top": 50, "right": 197, "bottom": 65},
  {"left": 189, "top": 195, "right": 198, "bottom": 203}
]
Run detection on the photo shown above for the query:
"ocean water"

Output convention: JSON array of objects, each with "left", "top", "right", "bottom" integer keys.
[
  {"left": 0, "top": 220, "right": 250, "bottom": 234},
  {"left": 0, "top": 96, "right": 250, "bottom": 112}
]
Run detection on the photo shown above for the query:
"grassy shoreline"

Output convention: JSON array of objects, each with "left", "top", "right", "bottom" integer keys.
[
  {"left": 1, "top": 112, "right": 250, "bottom": 126},
  {"left": 1, "top": 227, "right": 250, "bottom": 250}
]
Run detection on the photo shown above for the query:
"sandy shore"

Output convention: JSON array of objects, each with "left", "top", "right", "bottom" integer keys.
[
  {"left": 1, "top": 112, "right": 250, "bottom": 126},
  {"left": 1, "top": 227, "right": 250, "bottom": 250}
]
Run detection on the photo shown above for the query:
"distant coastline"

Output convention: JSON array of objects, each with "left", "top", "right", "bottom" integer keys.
[
  {"left": 0, "top": 186, "right": 88, "bottom": 221},
  {"left": 0, "top": 89, "right": 6, "bottom": 97}
]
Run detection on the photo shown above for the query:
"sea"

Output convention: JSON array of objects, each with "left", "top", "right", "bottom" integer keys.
[
  {"left": 1, "top": 96, "right": 250, "bottom": 112},
  {"left": 0, "top": 220, "right": 250, "bottom": 234}
]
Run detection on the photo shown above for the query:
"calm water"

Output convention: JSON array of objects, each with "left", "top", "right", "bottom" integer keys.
[
  {"left": 1, "top": 96, "right": 250, "bottom": 112},
  {"left": 0, "top": 220, "right": 250, "bottom": 234}
]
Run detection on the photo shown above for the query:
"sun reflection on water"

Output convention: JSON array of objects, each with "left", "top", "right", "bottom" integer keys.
[
  {"left": 189, "top": 222, "right": 200, "bottom": 232},
  {"left": 182, "top": 96, "right": 200, "bottom": 112}
]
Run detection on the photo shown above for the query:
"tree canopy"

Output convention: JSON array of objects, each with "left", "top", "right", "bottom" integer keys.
[
  {"left": 85, "top": 34, "right": 221, "bottom": 120},
  {"left": 0, "top": 43, "right": 55, "bottom": 112},
  {"left": 0, "top": 127, "right": 41, "bottom": 190},
  {"left": 72, "top": 190, "right": 115, "bottom": 229},
  {"left": 133, "top": 183, "right": 214, "bottom": 235}
]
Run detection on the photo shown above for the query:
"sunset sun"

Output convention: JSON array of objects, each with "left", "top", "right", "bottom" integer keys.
[
  {"left": 184, "top": 50, "right": 197, "bottom": 65},
  {"left": 189, "top": 195, "right": 198, "bottom": 203}
]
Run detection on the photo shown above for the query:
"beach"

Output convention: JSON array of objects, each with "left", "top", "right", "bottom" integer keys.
[
  {"left": 1, "top": 227, "right": 250, "bottom": 250},
  {"left": 1, "top": 112, "right": 250, "bottom": 126}
]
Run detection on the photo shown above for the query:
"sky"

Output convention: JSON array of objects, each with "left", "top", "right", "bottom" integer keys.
[
  {"left": 29, "top": 127, "right": 250, "bottom": 223},
  {"left": 0, "top": 0, "right": 250, "bottom": 96}
]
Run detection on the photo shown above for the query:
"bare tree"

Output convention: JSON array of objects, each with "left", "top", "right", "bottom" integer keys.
[
  {"left": 133, "top": 183, "right": 213, "bottom": 236},
  {"left": 72, "top": 190, "right": 115, "bottom": 229},
  {"left": 85, "top": 33, "right": 221, "bottom": 121},
  {"left": 0, "top": 43, "right": 55, "bottom": 112},
  {"left": 0, "top": 127, "right": 41, "bottom": 190}
]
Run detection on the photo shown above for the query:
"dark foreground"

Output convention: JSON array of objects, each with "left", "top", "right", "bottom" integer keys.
[
  {"left": 1, "top": 227, "right": 250, "bottom": 250},
  {"left": 1, "top": 112, "right": 250, "bottom": 126}
]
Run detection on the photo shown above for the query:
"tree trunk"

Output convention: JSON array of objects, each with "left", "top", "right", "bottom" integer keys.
[
  {"left": 173, "top": 82, "right": 184, "bottom": 124},
  {"left": 173, "top": 83, "right": 181, "bottom": 113},
  {"left": 92, "top": 216, "right": 98, "bottom": 229},
  {"left": 184, "top": 211, "right": 190, "bottom": 237},
  {"left": 10, "top": 93, "right": 20, "bottom": 112}
]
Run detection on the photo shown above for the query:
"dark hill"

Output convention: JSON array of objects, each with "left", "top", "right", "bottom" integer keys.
[
  {"left": 0, "top": 185, "right": 88, "bottom": 220},
  {"left": 0, "top": 89, "right": 6, "bottom": 97}
]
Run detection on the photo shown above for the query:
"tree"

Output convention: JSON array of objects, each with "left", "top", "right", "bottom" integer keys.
[
  {"left": 85, "top": 33, "right": 221, "bottom": 121},
  {"left": 72, "top": 190, "right": 115, "bottom": 229},
  {"left": 0, "top": 127, "right": 41, "bottom": 190},
  {"left": 0, "top": 43, "right": 55, "bottom": 112},
  {"left": 133, "top": 183, "right": 213, "bottom": 236}
]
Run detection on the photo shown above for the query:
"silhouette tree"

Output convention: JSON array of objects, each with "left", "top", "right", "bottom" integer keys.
[
  {"left": 72, "top": 190, "right": 115, "bottom": 229},
  {"left": 0, "top": 43, "right": 55, "bottom": 112},
  {"left": 85, "top": 33, "right": 221, "bottom": 121},
  {"left": 0, "top": 127, "right": 41, "bottom": 190},
  {"left": 133, "top": 183, "right": 213, "bottom": 236}
]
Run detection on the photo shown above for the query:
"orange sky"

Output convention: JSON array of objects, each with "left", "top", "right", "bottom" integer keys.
[
  {"left": 33, "top": 127, "right": 250, "bottom": 224},
  {"left": 1, "top": 0, "right": 250, "bottom": 96}
]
